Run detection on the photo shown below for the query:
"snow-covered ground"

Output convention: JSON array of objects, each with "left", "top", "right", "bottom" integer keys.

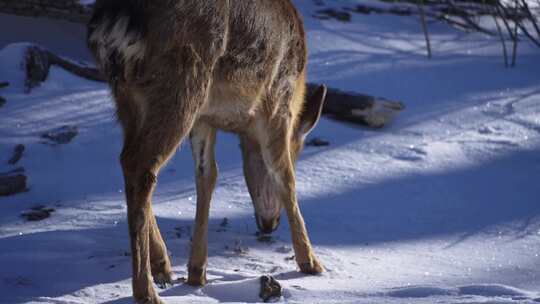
[{"left": 1, "top": 1, "right": 539, "bottom": 303}]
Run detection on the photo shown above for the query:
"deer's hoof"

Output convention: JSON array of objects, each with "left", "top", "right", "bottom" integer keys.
[
  {"left": 299, "top": 257, "right": 324, "bottom": 275},
  {"left": 187, "top": 266, "right": 207, "bottom": 286},
  {"left": 153, "top": 271, "right": 176, "bottom": 289}
]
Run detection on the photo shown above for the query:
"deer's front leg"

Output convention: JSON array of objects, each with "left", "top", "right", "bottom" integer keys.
[
  {"left": 259, "top": 119, "right": 324, "bottom": 275},
  {"left": 274, "top": 160, "right": 324, "bottom": 274},
  {"left": 187, "top": 122, "right": 218, "bottom": 286}
]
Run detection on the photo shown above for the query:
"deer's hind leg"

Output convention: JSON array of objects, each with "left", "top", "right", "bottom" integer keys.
[
  {"left": 149, "top": 209, "right": 174, "bottom": 287},
  {"left": 120, "top": 104, "right": 202, "bottom": 303},
  {"left": 116, "top": 91, "right": 175, "bottom": 294},
  {"left": 118, "top": 48, "right": 218, "bottom": 304},
  {"left": 187, "top": 121, "right": 218, "bottom": 286}
]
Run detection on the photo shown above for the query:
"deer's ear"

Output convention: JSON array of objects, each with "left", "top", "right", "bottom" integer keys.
[{"left": 297, "top": 84, "right": 327, "bottom": 137}]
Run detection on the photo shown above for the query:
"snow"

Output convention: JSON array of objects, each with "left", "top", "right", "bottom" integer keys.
[{"left": 1, "top": 1, "right": 540, "bottom": 303}]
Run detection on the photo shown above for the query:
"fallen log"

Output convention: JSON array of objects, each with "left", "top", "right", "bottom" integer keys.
[
  {"left": 22, "top": 44, "right": 405, "bottom": 128},
  {"left": 24, "top": 45, "right": 104, "bottom": 92},
  {"left": 307, "top": 83, "right": 405, "bottom": 128}
]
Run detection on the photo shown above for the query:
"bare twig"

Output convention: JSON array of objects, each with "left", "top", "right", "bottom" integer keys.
[
  {"left": 520, "top": 0, "right": 540, "bottom": 39},
  {"left": 496, "top": 3, "right": 517, "bottom": 40},
  {"left": 446, "top": 0, "right": 495, "bottom": 35},
  {"left": 486, "top": 0, "right": 509, "bottom": 66},
  {"left": 432, "top": 12, "right": 488, "bottom": 32},
  {"left": 514, "top": 21, "right": 540, "bottom": 47},
  {"left": 498, "top": 1, "right": 540, "bottom": 48},
  {"left": 494, "top": 2, "right": 520, "bottom": 66},
  {"left": 495, "top": 15, "right": 510, "bottom": 67},
  {"left": 418, "top": 0, "right": 433, "bottom": 58},
  {"left": 511, "top": 0, "right": 520, "bottom": 66}
]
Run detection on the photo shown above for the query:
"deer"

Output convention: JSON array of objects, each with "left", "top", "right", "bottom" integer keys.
[{"left": 87, "top": 1, "right": 327, "bottom": 303}]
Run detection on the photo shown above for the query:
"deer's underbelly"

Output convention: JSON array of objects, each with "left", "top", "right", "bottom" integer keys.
[{"left": 198, "top": 82, "right": 262, "bottom": 133}]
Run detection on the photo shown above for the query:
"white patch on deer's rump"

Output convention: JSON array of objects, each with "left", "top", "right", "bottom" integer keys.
[
  {"left": 89, "top": 16, "right": 146, "bottom": 66},
  {"left": 88, "top": 18, "right": 111, "bottom": 64}
]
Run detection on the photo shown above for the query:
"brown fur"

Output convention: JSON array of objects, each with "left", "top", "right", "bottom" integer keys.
[{"left": 88, "top": 1, "right": 326, "bottom": 303}]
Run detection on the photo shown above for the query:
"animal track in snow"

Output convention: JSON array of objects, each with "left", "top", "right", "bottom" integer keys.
[
  {"left": 385, "top": 284, "right": 538, "bottom": 302},
  {"left": 391, "top": 145, "right": 428, "bottom": 162},
  {"left": 478, "top": 125, "right": 501, "bottom": 135},
  {"left": 387, "top": 286, "right": 455, "bottom": 298}
]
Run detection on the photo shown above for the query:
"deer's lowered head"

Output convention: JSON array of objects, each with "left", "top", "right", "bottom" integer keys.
[{"left": 243, "top": 85, "right": 327, "bottom": 234}]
